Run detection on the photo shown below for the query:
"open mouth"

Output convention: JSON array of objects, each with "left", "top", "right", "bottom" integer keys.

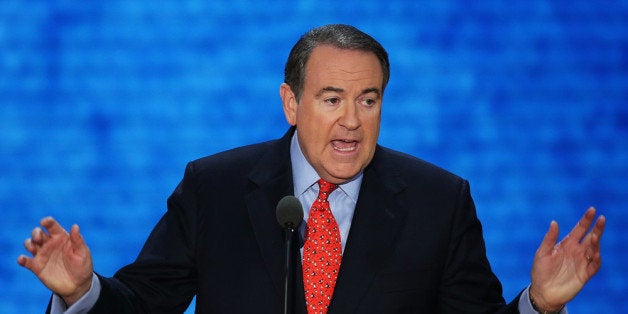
[{"left": 332, "top": 139, "right": 358, "bottom": 152}]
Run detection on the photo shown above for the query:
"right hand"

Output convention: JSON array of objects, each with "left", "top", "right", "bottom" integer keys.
[{"left": 17, "top": 217, "right": 94, "bottom": 307}]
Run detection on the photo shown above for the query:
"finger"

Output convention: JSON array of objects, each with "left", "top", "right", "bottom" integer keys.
[
  {"left": 40, "top": 216, "right": 67, "bottom": 236},
  {"left": 24, "top": 238, "right": 37, "bottom": 255},
  {"left": 17, "top": 254, "right": 32, "bottom": 268},
  {"left": 566, "top": 207, "right": 596, "bottom": 242},
  {"left": 588, "top": 231, "right": 603, "bottom": 258},
  {"left": 69, "top": 224, "right": 87, "bottom": 252},
  {"left": 586, "top": 235, "right": 603, "bottom": 275},
  {"left": 579, "top": 214, "right": 606, "bottom": 247},
  {"left": 30, "top": 227, "right": 48, "bottom": 246},
  {"left": 592, "top": 215, "right": 606, "bottom": 242},
  {"left": 537, "top": 220, "right": 559, "bottom": 256}
]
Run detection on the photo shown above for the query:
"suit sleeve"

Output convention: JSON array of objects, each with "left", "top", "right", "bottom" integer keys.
[
  {"left": 88, "top": 162, "right": 200, "bottom": 313},
  {"left": 438, "top": 179, "right": 520, "bottom": 314}
]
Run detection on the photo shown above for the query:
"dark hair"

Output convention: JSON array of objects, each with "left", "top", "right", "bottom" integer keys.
[{"left": 284, "top": 24, "right": 390, "bottom": 102}]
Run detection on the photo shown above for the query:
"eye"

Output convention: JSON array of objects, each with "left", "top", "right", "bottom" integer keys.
[
  {"left": 359, "top": 98, "right": 377, "bottom": 107},
  {"left": 324, "top": 97, "right": 341, "bottom": 106}
]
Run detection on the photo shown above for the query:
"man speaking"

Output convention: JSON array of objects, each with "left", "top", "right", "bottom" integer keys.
[{"left": 19, "top": 24, "right": 605, "bottom": 313}]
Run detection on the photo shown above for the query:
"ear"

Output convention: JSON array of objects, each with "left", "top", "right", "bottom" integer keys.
[{"left": 280, "top": 83, "right": 298, "bottom": 126}]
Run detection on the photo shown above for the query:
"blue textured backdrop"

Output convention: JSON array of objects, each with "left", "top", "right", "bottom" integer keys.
[{"left": 2, "top": 1, "right": 627, "bottom": 313}]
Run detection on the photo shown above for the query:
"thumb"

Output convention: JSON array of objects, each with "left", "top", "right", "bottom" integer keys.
[{"left": 537, "top": 221, "right": 559, "bottom": 257}]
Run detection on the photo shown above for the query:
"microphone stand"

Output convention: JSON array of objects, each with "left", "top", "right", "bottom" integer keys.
[
  {"left": 282, "top": 223, "right": 297, "bottom": 314},
  {"left": 276, "top": 195, "right": 303, "bottom": 314}
]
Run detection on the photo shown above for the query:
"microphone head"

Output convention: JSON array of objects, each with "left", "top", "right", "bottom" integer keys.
[{"left": 276, "top": 195, "right": 304, "bottom": 229}]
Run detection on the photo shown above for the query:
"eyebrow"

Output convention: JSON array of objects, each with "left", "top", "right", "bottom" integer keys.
[
  {"left": 362, "top": 87, "right": 381, "bottom": 97},
  {"left": 315, "top": 86, "right": 381, "bottom": 97}
]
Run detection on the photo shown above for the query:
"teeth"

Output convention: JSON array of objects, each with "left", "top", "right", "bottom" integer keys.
[
  {"left": 335, "top": 146, "right": 355, "bottom": 152},
  {"left": 332, "top": 140, "right": 357, "bottom": 152}
]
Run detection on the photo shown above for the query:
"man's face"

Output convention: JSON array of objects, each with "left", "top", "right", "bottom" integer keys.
[{"left": 281, "top": 45, "right": 383, "bottom": 184}]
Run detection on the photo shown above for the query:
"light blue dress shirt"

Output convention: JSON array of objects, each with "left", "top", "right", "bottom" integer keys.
[
  {"left": 51, "top": 131, "right": 565, "bottom": 313},
  {"left": 289, "top": 131, "right": 361, "bottom": 253}
]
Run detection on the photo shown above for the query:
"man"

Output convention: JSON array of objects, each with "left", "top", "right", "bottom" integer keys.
[{"left": 19, "top": 24, "right": 605, "bottom": 313}]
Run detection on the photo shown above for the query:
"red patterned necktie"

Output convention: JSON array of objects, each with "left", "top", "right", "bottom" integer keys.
[{"left": 302, "top": 179, "right": 342, "bottom": 314}]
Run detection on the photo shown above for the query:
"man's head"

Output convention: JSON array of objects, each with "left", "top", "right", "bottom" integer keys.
[
  {"left": 280, "top": 25, "right": 389, "bottom": 184},
  {"left": 284, "top": 24, "right": 390, "bottom": 102}
]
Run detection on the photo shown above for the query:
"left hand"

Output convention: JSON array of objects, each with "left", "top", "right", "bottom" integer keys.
[{"left": 529, "top": 207, "right": 606, "bottom": 312}]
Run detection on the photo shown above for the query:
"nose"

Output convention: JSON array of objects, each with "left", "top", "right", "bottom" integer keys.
[{"left": 338, "top": 103, "right": 360, "bottom": 130}]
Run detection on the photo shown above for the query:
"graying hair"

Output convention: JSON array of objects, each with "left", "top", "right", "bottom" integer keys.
[{"left": 284, "top": 24, "right": 390, "bottom": 102}]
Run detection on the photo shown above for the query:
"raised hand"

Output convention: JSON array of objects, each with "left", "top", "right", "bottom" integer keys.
[
  {"left": 529, "top": 207, "right": 606, "bottom": 312},
  {"left": 17, "top": 217, "right": 94, "bottom": 306}
]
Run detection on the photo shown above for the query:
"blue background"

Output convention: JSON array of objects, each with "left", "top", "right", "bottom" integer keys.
[{"left": 2, "top": 1, "right": 627, "bottom": 313}]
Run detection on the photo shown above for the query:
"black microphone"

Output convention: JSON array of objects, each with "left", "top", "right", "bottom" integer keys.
[
  {"left": 276, "top": 196, "right": 303, "bottom": 314},
  {"left": 276, "top": 195, "right": 304, "bottom": 230}
]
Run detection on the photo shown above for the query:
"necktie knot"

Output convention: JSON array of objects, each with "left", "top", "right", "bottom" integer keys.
[{"left": 317, "top": 179, "right": 338, "bottom": 202}]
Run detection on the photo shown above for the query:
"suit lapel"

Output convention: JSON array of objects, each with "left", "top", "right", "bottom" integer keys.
[
  {"left": 243, "top": 134, "right": 407, "bottom": 313},
  {"left": 328, "top": 148, "right": 408, "bottom": 313},
  {"left": 245, "top": 129, "right": 296, "bottom": 298}
]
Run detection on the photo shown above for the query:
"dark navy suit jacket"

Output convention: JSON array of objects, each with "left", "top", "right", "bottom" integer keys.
[{"left": 77, "top": 128, "right": 520, "bottom": 313}]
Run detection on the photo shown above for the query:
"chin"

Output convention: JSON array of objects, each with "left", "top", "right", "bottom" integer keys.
[{"left": 328, "top": 168, "right": 362, "bottom": 183}]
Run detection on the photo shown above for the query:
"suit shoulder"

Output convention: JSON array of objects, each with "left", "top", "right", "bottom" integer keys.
[
  {"left": 185, "top": 138, "right": 280, "bottom": 178},
  {"left": 374, "top": 146, "right": 466, "bottom": 187}
]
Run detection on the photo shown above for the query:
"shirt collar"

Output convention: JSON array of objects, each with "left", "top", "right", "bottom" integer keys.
[{"left": 290, "top": 130, "right": 362, "bottom": 202}]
